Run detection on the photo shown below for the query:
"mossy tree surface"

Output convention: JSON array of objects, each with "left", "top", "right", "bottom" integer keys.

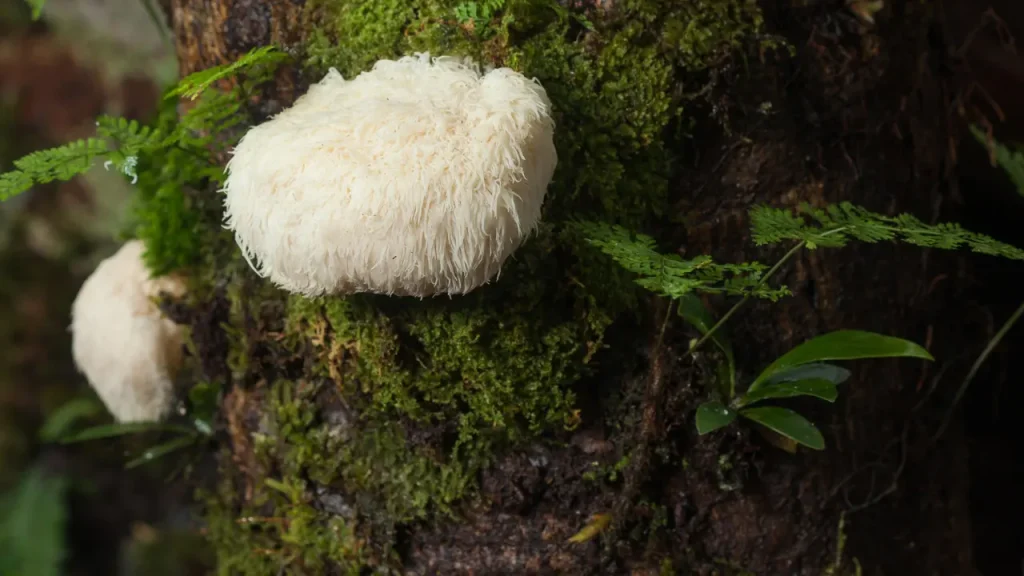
[{"left": 149, "top": 0, "right": 974, "bottom": 573}]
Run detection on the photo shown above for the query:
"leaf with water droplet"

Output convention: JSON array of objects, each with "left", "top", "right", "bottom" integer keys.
[{"left": 696, "top": 401, "right": 737, "bottom": 435}]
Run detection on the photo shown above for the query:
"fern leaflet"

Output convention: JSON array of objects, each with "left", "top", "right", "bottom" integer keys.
[
  {"left": 0, "top": 172, "right": 33, "bottom": 201},
  {"left": 1, "top": 139, "right": 109, "bottom": 200},
  {"left": 970, "top": 125, "right": 1024, "bottom": 196},
  {"left": 575, "top": 221, "right": 791, "bottom": 301},
  {"left": 166, "top": 45, "right": 288, "bottom": 101},
  {"left": 750, "top": 201, "right": 1024, "bottom": 260}
]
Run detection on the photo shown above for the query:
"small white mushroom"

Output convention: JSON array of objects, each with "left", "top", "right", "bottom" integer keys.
[
  {"left": 70, "top": 240, "right": 187, "bottom": 423},
  {"left": 223, "top": 52, "right": 558, "bottom": 297}
]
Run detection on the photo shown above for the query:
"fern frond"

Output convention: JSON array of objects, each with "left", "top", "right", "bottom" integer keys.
[
  {"left": 970, "top": 125, "right": 1024, "bottom": 196},
  {"left": 1, "top": 138, "right": 110, "bottom": 201},
  {"left": 166, "top": 45, "right": 288, "bottom": 101},
  {"left": 750, "top": 201, "right": 1024, "bottom": 260},
  {"left": 0, "top": 171, "right": 34, "bottom": 201},
  {"left": 96, "top": 116, "right": 164, "bottom": 155},
  {"left": 95, "top": 116, "right": 167, "bottom": 182},
  {"left": 176, "top": 90, "right": 244, "bottom": 152},
  {"left": 574, "top": 221, "right": 791, "bottom": 301},
  {"left": 12, "top": 138, "right": 109, "bottom": 182}
]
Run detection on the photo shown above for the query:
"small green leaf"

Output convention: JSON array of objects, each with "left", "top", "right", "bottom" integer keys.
[
  {"left": 25, "top": 0, "right": 45, "bottom": 20},
  {"left": 677, "top": 294, "right": 716, "bottom": 335},
  {"left": 763, "top": 362, "right": 851, "bottom": 386},
  {"left": 695, "top": 402, "right": 737, "bottom": 435},
  {"left": 750, "top": 330, "right": 932, "bottom": 391},
  {"left": 125, "top": 435, "right": 199, "bottom": 469},
  {"left": 188, "top": 381, "right": 221, "bottom": 425},
  {"left": 59, "top": 422, "right": 194, "bottom": 443},
  {"left": 38, "top": 397, "right": 104, "bottom": 442},
  {"left": 264, "top": 478, "right": 303, "bottom": 504},
  {"left": 738, "top": 378, "right": 838, "bottom": 407},
  {"left": 739, "top": 406, "right": 824, "bottom": 450},
  {"left": 678, "top": 294, "right": 736, "bottom": 398}
]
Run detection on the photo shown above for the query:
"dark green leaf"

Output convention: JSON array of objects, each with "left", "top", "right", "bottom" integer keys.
[
  {"left": 38, "top": 397, "right": 104, "bottom": 442},
  {"left": 739, "top": 406, "right": 824, "bottom": 450},
  {"left": 763, "top": 362, "right": 851, "bottom": 386},
  {"left": 59, "top": 422, "right": 194, "bottom": 443},
  {"left": 125, "top": 435, "right": 199, "bottom": 469},
  {"left": 0, "top": 465, "right": 68, "bottom": 576},
  {"left": 187, "top": 381, "right": 221, "bottom": 425},
  {"left": 695, "top": 402, "right": 737, "bottom": 435},
  {"left": 677, "top": 293, "right": 716, "bottom": 335},
  {"left": 750, "top": 330, "right": 932, "bottom": 392},
  {"left": 738, "top": 378, "right": 838, "bottom": 407},
  {"left": 678, "top": 294, "right": 736, "bottom": 397}
]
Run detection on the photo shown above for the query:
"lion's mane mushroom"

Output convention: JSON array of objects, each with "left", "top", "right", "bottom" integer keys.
[
  {"left": 223, "top": 53, "right": 558, "bottom": 297},
  {"left": 70, "top": 240, "right": 187, "bottom": 423}
]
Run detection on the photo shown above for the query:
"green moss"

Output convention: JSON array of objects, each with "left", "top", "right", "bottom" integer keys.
[
  {"left": 337, "top": 421, "right": 479, "bottom": 524},
  {"left": 201, "top": 474, "right": 368, "bottom": 575},
  {"left": 305, "top": 0, "right": 775, "bottom": 225},
  {"left": 305, "top": 0, "right": 417, "bottom": 77},
  {"left": 205, "top": 381, "right": 370, "bottom": 574},
  {"left": 195, "top": 0, "right": 777, "bottom": 569},
  {"left": 130, "top": 89, "right": 248, "bottom": 279},
  {"left": 212, "top": 378, "right": 477, "bottom": 570}
]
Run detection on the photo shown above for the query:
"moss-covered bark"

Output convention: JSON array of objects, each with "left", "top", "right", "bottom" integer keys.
[{"left": 156, "top": 0, "right": 974, "bottom": 573}]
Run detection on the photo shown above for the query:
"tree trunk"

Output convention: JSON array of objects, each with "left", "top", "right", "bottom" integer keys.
[{"left": 166, "top": 0, "right": 982, "bottom": 574}]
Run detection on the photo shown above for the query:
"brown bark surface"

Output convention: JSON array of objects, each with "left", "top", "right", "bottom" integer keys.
[{"left": 167, "top": 0, "right": 993, "bottom": 573}]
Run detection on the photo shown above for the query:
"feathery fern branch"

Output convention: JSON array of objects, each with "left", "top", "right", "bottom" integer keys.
[
  {"left": 574, "top": 221, "right": 791, "bottom": 301},
  {"left": 1, "top": 45, "right": 282, "bottom": 203},
  {"left": 1, "top": 139, "right": 109, "bottom": 200},
  {"left": 750, "top": 201, "right": 1024, "bottom": 260},
  {"left": 166, "top": 45, "right": 288, "bottom": 101}
]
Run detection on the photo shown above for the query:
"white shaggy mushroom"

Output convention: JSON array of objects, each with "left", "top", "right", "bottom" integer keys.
[
  {"left": 70, "top": 240, "right": 187, "bottom": 423},
  {"left": 223, "top": 53, "right": 558, "bottom": 297}
]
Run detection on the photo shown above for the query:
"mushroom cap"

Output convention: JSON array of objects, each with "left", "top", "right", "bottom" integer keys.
[
  {"left": 223, "top": 53, "right": 558, "bottom": 297},
  {"left": 70, "top": 240, "right": 187, "bottom": 423}
]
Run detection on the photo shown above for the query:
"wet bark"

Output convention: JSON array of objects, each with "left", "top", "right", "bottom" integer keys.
[{"left": 167, "top": 0, "right": 984, "bottom": 574}]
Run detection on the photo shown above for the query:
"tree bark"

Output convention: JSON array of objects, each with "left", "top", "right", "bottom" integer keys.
[{"left": 168, "top": 1, "right": 980, "bottom": 574}]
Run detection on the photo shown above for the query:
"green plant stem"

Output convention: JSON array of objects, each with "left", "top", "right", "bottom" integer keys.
[
  {"left": 933, "top": 298, "right": 1024, "bottom": 440},
  {"left": 689, "top": 226, "right": 850, "bottom": 360},
  {"left": 689, "top": 240, "right": 806, "bottom": 356}
]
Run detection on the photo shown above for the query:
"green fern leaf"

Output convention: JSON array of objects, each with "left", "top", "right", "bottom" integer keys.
[
  {"left": 96, "top": 116, "right": 164, "bottom": 155},
  {"left": 166, "top": 45, "right": 288, "bottom": 101},
  {"left": 574, "top": 221, "right": 790, "bottom": 300},
  {"left": 750, "top": 201, "right": 1024, "bottom": 260},
  {"left": 175, "top": 90, "right": 244, "bottom": 152},
  {"left": 0, "top": 138, "right": 110, "bottom": 201},
  {"left": 970, "top": 125, "right": 1024, "bottom": 196},
  {"left": 0, "top": 171, "right": 34, "bottom": 201}
]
